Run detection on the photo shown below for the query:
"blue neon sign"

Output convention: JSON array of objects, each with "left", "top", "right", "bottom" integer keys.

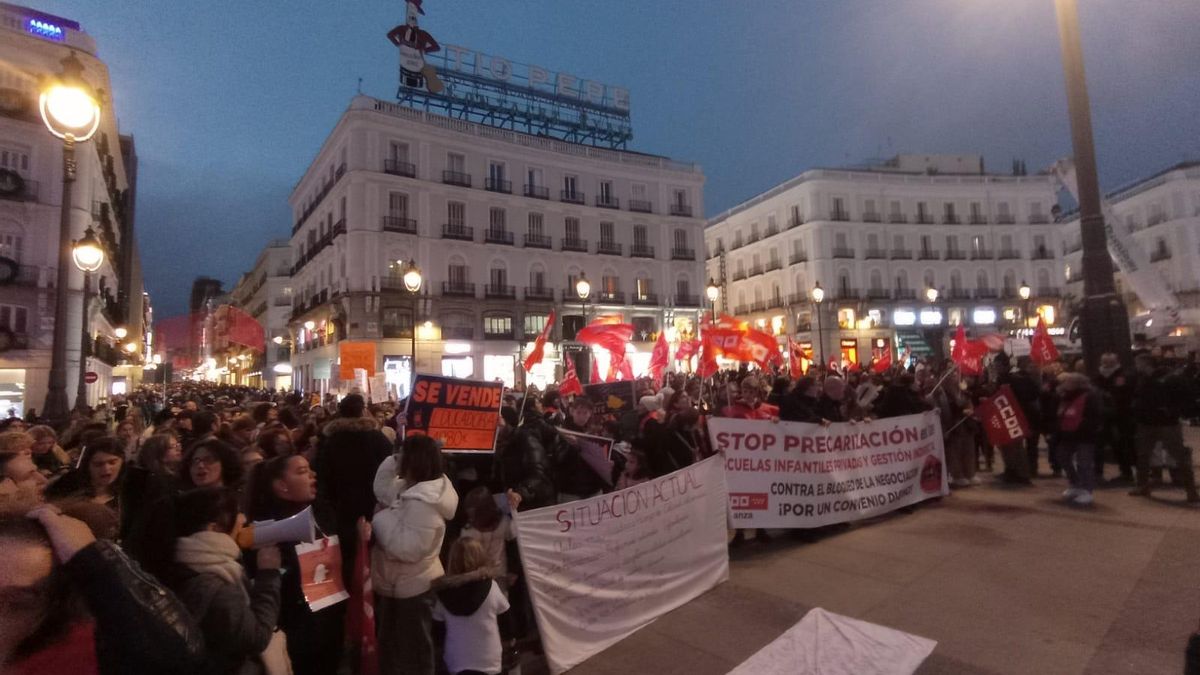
[{"left": 27, "top": 18, "right": 66, "bottom": 41}]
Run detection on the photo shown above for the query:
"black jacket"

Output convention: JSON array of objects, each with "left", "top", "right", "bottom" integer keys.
[
  {"left": 1055, "top": 389, "right": 1104, "bottom": 445},
  {"left": 872, "top": 385, "right": 930, "bottom": 419},
  {"left": 316, "top": 416, "right": 394, "bottom": 527},
  {"left": 554, "top": 419, "right": 608, "bottom": 497},
  {"left": 172, "top": 565, "right": 282, "bottom": 675},
  {"left": 1001, "top": 371, "right": 1042, "bottom": 431},
  {"left": 646, "top": 426, "right": 698, "bottom": 478},
  {"left": 814, "top": 395, "right": 846, "bottom": 423},
  {"left": 68, "top": 540, "right": 206, "bottom": 675},
  {"left": 494, "top": 417, "right": 557, "bottom": 510},
  {"left": 1132, "top": 368, "right": 1190, "bottom": 427},
  {"left": 780, "top": 392, "right": 822, "bottom": 423}
]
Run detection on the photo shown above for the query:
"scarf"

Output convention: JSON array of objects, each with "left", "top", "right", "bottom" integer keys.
[{"left": 175, "top": 531, "right": 245, "bottom": 586}]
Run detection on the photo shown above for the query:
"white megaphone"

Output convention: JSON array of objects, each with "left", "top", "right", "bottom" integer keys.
[{"left": 236, "top": 506, "right": 317, "bottom": 549}]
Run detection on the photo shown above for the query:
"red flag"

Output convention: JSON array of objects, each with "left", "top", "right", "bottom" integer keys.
[
  {"left": 1029, "top": 317, "right": 1059, "bottom": 365},
  {"left": 346, "top": 532, "right": 379, "bottom": 675},
  {"left": 559, "top": 356, "right": 583, "bottom": 397},
  {"left": 951, "top": 325, "right": 989, "bottom": 376},
  {"left": 788, "top": 338, "right": 806, "bottom": 378},
  {"left": 589, "top": 352, "right": 601, "bottom": 384},
  {"left": 872, "top": 350, "right": 892, "bottom": 374},
  {"left": 649, "top": 331, "right": 670, "bottom": 380},
  {"left": 576, "top": 321, "right": 634, "bottom": 355},
  {"left": 977, "top": 384, "right": 1031, "bottom": 446},
  {"left": 674, "top": 338, "right": 700, "bottom": 361},
  {"left": 741, "top": 327, "right": 782, "bottom": 369},
  {"left": 522, "top": 310, "right": 556, "bottom": 372},
  {"left": 698, "top": 332, "right": 721, "bottom": 378}
]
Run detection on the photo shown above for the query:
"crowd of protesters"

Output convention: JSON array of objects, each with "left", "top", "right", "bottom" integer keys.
[{"left": 1, "top": 342, "right": 1198, "bottom": 674}]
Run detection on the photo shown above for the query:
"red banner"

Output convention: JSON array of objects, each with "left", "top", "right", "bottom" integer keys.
[
  {"left": 977, "top": 384, "right": 1031, "bottom": 446},
  {"left": 522, "top": 310, "right": 556, "bottom": 372},
  {"left": 649, "top": 331, "right": 669, "bottom": 380},
  {"left": 559, "top": 356, "right": 583, "bottom": 397},
  {"left": 872, "top": 350, "right": 892, "bottom": 374},
  {"left": 576, "top": 321, "right": 634, "bottom": 355},
  {"left": 951, "top": 325, "right": 989, "bottom": 376},
  {"left": 1030, "top": 317, "right": 1059, "bottom": 365},
  {"left": 674, "top": 338, "right": 700, "bottom": 362},
  {"left": 787, "top": 338, "right": 807, "bottom": 378}
]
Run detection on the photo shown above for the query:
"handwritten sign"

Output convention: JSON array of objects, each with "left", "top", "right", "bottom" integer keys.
[
  {"left": 339, "top": 342, "right": 377, "bottom": 377},
  {"left": 514, "top": 456, "right": 729, "bottom": 674},
  {"left": 404, "top": 374, "right": 504, "bottom": 452}
]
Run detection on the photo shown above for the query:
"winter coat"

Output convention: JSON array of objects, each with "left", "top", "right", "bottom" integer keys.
[
  {"left": 1055, "top": 389, "right": 1103, "bottom": 445},
  {"left": 316, "top": 415, "right": 394, "bottom": 529},
  {"left": 872, "top": 385, "right": 930, "bottom": 420},
  {"left": 371, "top": 472, "right": 459, "bottom": 598},
  {"left": 646, "top": 426, "right": 698, "bottom": 478},
  {"left": 553, "top": 418, "right": 608, "bottom": 498},
  {"left": 172, "top": 564, "right": 281, "bottom": 675},
  {"left": 431, "top": 570, "right": 510, "bottom": 675},
  {"left": 493, "top": 418, "right": 557, "bottom": 510},
  {"left": 780, "top": 392, "right": 822, "bottom": 423},
  {"left": 1132, "top": 368, "right": 1191, "bottom": 427}
]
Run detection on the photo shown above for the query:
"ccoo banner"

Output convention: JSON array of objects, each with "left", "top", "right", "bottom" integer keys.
[
  {"left": 515, "top": 455, "right": 729, "bottom": 674},
  {"left": 708, "top": 412, "right": 948, "bottom": 529},
  {"left": 404, "top": 374, "right": 504, "bottom": 452}
]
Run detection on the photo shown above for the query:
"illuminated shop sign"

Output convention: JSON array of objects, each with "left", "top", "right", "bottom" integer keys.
[{"left": 27, "top": 18, "right": 65, "bottom": 40}]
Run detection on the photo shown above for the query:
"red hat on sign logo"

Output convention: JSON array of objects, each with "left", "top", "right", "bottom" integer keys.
[{"left": 407, "top": 0, "right": 425, "bottom": 14}]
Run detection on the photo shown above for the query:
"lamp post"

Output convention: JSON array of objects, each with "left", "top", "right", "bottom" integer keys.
[
  {"left": 811, "top": 281, "right": 826, "bottom": 368},
  {"left": 1018, "top": 280, "right": 1032, "bottom": 328},
  {"left": 401, "top": 259, "right": 423, "bottom": 371},
  {"left": 705, "top": 278, "right": 720, "bottom": 324},
  {"left": 71, "top": 226, "right": 104, "bottom": 412},
  {"left": 40, "top": 52, "right": 102, "bottom": 427},
  {"left": 1054, "top": 0, "right": 1130, "bottom": 371},
  {"left": 576, "top": 272, "right": 592, "bottom": 382}
]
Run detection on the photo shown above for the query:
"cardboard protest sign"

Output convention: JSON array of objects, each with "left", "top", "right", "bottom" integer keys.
[
  {"left": 515, "top": 456, "right": 729, "bottom": 674},
  {"left": 295, "top": 536, "right": 349, "bottom": 612},
  {"left": 977, "top": 384, "right": 1031, "bottom": 446},
  {"left": 558, "top": 428, "right": 615, "bottom": 487},
  {"left": 709, "top": 412, "right": 948, "bottom": 529},
  {"left": 339, "top": 341, "right": 377, "bottom": 377},
  {"left": 404, "top": 374, "right": 504, "bottom": 452},
  {"left": 583, "top": 381, "right": 637, "bottom": 418}
]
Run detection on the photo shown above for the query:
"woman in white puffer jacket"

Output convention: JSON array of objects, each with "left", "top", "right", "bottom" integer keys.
[{"left": 370, "top": 435, "right": 459, "bottom": 675}]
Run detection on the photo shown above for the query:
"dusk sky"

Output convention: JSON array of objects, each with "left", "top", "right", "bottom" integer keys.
[{"left": 38, "top": 0, "right": 1200, "bottom": 317}]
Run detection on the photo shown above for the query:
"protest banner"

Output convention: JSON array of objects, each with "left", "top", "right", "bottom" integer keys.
[
  {"left": 977, "top": 384, "right": 1031, "bottom": 446},
  {"left": 708, "top": 412, "right": 947, "bottom": 529},
  {"left": 404, "top": 374, "right": 504, "bottom": 452},
  {"left": 558, "top": 428, "right": 615, "bottom": 487},
  {"left": 583, "top": 380, "right": 636, "bottom": 418},
  {"left": 295, "top": 536, "right": 349, "bottom": 612},
  {"left": 514, "top": 455, "right": 729, "bottom": 674},
  {"left": 339, "top": 341, "right": 377, "bottom": 377}
]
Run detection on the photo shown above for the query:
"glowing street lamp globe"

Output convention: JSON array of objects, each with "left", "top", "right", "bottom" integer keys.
[
  {"left": 925, "top": 286, "right": 939, "bottom": 303},
  {"left": 705, "top": 278, "right": 720, "bottom": 303},
  {"left": 72, "top": 227, "right": 104, "bottom": 273},
  {"left": 114, "top": 326, "right": 127, "bottom": 340},
  {"left": 575, "top": 274, "right": 591, "bottom": 301},
  {"left": 401, "top": 259, "right": 423, "bottom": 293},
  {"left": 810, "top": 282, "right": 825, "bottom": 304},
  {"left": 272, "top": 335, "right": 284, "bottom": 345},
  {"left": 39, "top": 53, "right": 101, "bottom": 142},
  {"left": 1018, "top": 281, "right": 1031, "bottom": 301}
]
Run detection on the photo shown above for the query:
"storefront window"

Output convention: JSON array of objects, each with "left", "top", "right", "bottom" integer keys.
[
  {"left": 839, "top": 339, "right": 858, "bottom": 365},
  {"left": 384, "top": 356, "right": 413, "bottom": 399},
  {"left": 483, "top": 354, "right": 515, "bottom": 388},
  {"left": 441, "top": 356, "right": 474, "bottom": 379},
  {"left": 837, "top": 308, "right": 856, "bottom": 329},
  {"left": 0, "top": 368, "right": 26, "bottom": 417}
]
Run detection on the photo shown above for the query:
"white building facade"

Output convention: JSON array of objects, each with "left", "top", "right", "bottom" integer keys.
[
  {"left": 0, "top": 4, "right": 144, "bottom": 415},
  {"left": 287, "top": 96, "right": 705, "bottom": 396},
  {"left": 228, "top": 239, "right": 293, "bottom": 390},
  {"left": 705, "top": 155, "right": 1064, "bottom": 365}
]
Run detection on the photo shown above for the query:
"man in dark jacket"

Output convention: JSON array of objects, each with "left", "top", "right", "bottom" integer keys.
[
  {"left": 872, "top": 373, "right": 930, "bottom": 419},
  {"left": 780, "top": 376, "right": 822, "bottom": 423},
  {"left": 1129, "top": 354, "right": 1200, "bottom": 502},
  {"left": 495, "top": 397, "right": 557, "bottom": 511},
  {"left": 555, "top": 397, "right": 608, "bottom": 500},
  {"left": 315, "top": 393, "right": 394, "bottom": 584},
  {"left": 1094, "top": 351, "right": 1135, "bottom": 483}
]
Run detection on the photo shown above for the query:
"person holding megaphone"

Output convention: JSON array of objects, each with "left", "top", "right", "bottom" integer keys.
[{"left": 247, "top": 454, "right": 344, "bottom": 675}]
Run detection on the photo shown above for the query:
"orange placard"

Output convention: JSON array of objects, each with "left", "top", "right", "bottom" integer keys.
[
  {"left": 296, "top": 536, "right": 349, "bottom": 611},
  {"left": 339, "top": 342, "right": 377, "bottom": 377}
]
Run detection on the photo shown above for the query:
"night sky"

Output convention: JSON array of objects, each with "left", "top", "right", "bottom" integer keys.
[{"left": 34, "top": 0, "right": 1200, "bottom": 317}]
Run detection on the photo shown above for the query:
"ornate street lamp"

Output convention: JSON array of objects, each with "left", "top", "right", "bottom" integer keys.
[
  {"left": 71, "top": 226, "right": 104, "bottom": 412},
  {"left": 925, "top": 286, "right": 939, "bottom": 304},
  {"left": 400, "top": 259, "right": 423, "bottom": 364},
  {"left": 811, "top": 281, "right": 826, "bottom": 367},
  {"left": 1018, "top": 280, "right": 1032, "bottom": 327},
  {"left": 705, "top": 278, "right": 720, "bottom": 323},
  {"left": 575, "top": 273, "right": 592, "bottom": 382},
  {"left": 41, "top": 52, "right": 102, "bottom": 426}
]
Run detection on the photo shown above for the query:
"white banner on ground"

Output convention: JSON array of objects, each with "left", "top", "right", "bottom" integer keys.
[
  {"left": 514, "top": 455, "right": 730, "bottom": 674},
  {"left": 709, "top": 412, "right": 948, "bottom": 529}
]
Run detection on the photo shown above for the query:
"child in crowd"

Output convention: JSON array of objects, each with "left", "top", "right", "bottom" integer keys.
[
  {"left": 615, "top": 445, "right": 650, "bottom": 491},
  {"left": 460, "top": 486, "right": 517, "bottom": 590},
  {"left": 433, "top": 538, "right": 511, "bottom": 675}
]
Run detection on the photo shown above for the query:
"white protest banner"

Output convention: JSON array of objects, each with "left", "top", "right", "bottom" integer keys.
[
  {"left": 709, "top": 412, "right": 947, "bottom": 529},
  {"left": 514, "top": 455, "right": 729, "bottom": 674}
]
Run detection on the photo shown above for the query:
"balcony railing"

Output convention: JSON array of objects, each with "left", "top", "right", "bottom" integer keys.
[
  {"left": 890, "top": 249, "right": 913, "bottom": 259},
  {"left": 7, "top": 264, "right": 41, "bottom": 287},
  {"left": 997, "top": 249, "right": 1021, "bottom": 259},
  {"left": 832, "top": 247, "right": 856, "bottom": 259},
  {"left": 622, "top": 199, "right": 651, "bottom": 213},
  {"left": 524, "top": 233, "right": 552, "bottom": 249},
  {"left": 788, "top": 217, "right": 803, "bottom": 229},
  {"left": 442, "top": 170, "right": 472, "bottom": 187},
  {"left": 764, "top": 226, "right": 779, "bottom": 238},
  {"left": 442, "top": 326, "right": 474, "bottom": 340},
  {"left": 748, "top": 265, "right": 763, "bottom": 276},
  {"left": 632, "top": 293, "right": 658, "bottom": 306},
  {"left": 788, "top": 292, "right": 808, "bottom": 305},
  {"left": 894, "top": 289, "right": 917, "bottom": 300},
  {"left": 1037, "top": 286, "right": 1059, "bottom": 297},
  {"left": 732, "top": 270, "right": 747, "bottom": 281},
  {"left": 916, "top": 214, "right": 934, "bottom": 224},
  {"left": 835, "top": 288, "right": 860, "bottom": 300},
  {"left": 598, "top": 290, "right": 625, "bottom": 303},
  {"left": 675, "top": 294, "right": 700, "bottom": 307},
  {"left": 670, "top": 203, "right": 693, "bottom": 217},
  {"left": 970, "top": 249, "right": 993, "bottom": 260},
  {"left": 383, "top": 160, "right": 416, "bottom": 178},
  {"left": 562, "top": 238, "right": 589, "bottom": 253},
  {"left": 944, "top": 215, "right": 960, "bottom": 225},
  {"left": 442, "top": 224, "right": 474, "bottom": 241},
  {"left": 485, "top": 229, "right": 514, "bottom": 245},
  {"left": 484, "top": 284, "right": 516, "bottom": 299},
  {"left": 485, "top": 178, "right": 512, "bottom": 194},
  {"left": 948, "top": 288, "right": 972, "bottom": 300},
  {"left": 1031, "top": 248, "right": 1053, "bottom": 260},
  {"left": 790, "top": 252, "right": 808, "bottom": 264},
  {"left": 524, "top": 286, "right": 555, "bottom": 301},
  {"left": 483, "top": 328, "right": 515, "bottom": 340},
  {"left": 671, "top": 247, "right": 695, "bottom": 260},
  {"left": 766, "top": 260, "right": 783, "bottom": 272},
  {"left": 970, "top": 215, "right": 988, "bottom": 225},
  {"left": 382, "top": 216, "right": 417, "bottom": 234},
  {"left": 864, "top": 248, "right": 888, "bottom": 260},
  {"left": 597, "top": 241, "right": 623, "bottom": 256},
  {"left": 830, "top": 210, "right": 850, "bottom": 222},
  {"left": 1029, "top": 214, "right": 1049, "bottom": 224},
  {"left": 944, "top": 250, "right": 967, "bottom": 260},
  {"left": 0, "top": 176, "right": 39, "bottom": 202},
  {"left": 866, "top": 288, "right": 890, "bottom": 299},
  {"left": 596, "top": 195, "right": 619, "bottom": 209},
  {"left": 888, "top": 213, "right": 908, "bottom": 224},
  {"left": 862, "top": 213, "right": 881, "bottom": 223},
  {"left": 974, "top": 288, "right": 998, "bottom": 299},
  {"left": 442, "top": 281, "right": 476, "bottom": 297},
  {"left": 524, "top": 184, "right": 549, "bottom": 199},
  {"left": 561, "top": 190, "right": 585, "bottom": 204},
  {"left": 996, "top": 214, "right": 1016, "bottom": 225},
  {"left": 630, "top": 245, "right": 655, "bottom": 258}
]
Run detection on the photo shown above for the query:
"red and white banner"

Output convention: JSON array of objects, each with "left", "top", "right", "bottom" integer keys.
[
  {"left": 708, "top": 412, "right": 948, "bottom": 529},
  {"left": 515, "top": 456, "right": 729, "bottom": 674},
  {"left": 976, "top": 384, "right": 1032, "bottom": 446},
  {"left": 522, "top": 310, "right": 556, "bottom": 372},
  {"left": 951, "top": 325, "right": 989, "bottom": 376},
  {"left": 1029, "top": 317, "right": 1059, "bottom": 365}
]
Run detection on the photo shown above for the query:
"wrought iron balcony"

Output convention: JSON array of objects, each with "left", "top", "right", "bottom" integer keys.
[
  {"left": 596, "top": 195, "right": 620, "bottom": 209},
  {"left": 442, "top": 224, "right": 474, "bottom": 241},
  {"left": 790, "top": 252, "right": 808, "bottom": 264},
  {"left": 916, "top": 214, "right": 935, "bottom": 224},
  {"left": 484, "top": 229, "right": 514, "bottom": 245},
  {"left": 628, "top": 199, "right": 653, "bottom": 213},
  {"left": 524, "top": 184, "right": 549, "bottom": 199},
  {"left": 866, "top": 288, "right": 891, "bottom": 299},
  {"left": 888, "top": 213, "right": 908, "bottom": 224},
  {"left": 632, "top": 293, "right": 658, "bottom": 306},
  {"left": 766, "top": 260, "right": 783, "bottom": 272},
  {"left": 630, "top": 245, "right": 655, "bottom": 259},
  {"left": 864, "top": 248, "right": 888, "bottom": 260},
  {"left": 970, "top": 215, "right": 988, "bottom": 225},
  {"left": 598, "top": 290, "right": 625, "bottom": 303},
  {"left": 944, "top": 250, "right": 967, "bottom": 260},
  {"left": 996, "top": 214, "right": 1016, "bottom": 225},
  {"left": 671, "top": 247, "right": 695, "bottom": 260},
  {"left": 1029, "top": 214, "right": 1049, "bottom": 224},
  {"left": 670, "top": 203, "right": 693, "bottom": 217},
  {"left": 442, "top": 281, "right": 476, "bottom": 297},
  {"left": 832, "top": 247, "right": 856, "bottom": 259},
  {"left": 890, "top": 249, "right": 913, "bottom": 260},
  {"left": 561, "top": 190, "right": 585, "bottom": 204},
  {"left": 1031, "top": 248, "right": 1053, "bottom": 260},
  {"left": 485, "top": 178, "right": 512, "bottom": 194},
  {"left": 894, "top": 289, "right": 917, "bottom": 300},
  {"left": 524, "top": 233, "right": 552, "bottom": 249},
  {"left": 562, "top": 238, "right": 589, "bottom": 253},
  {"left": 485, "top": 284, "right": 516, "bottom": 299},
  {"left": 830, "top": 210, "right": 850, "bottom": 222},
  {"left": 524, "top": 286, "right": 554, "bottom": 301},
  {"left": 383, "top": 160, "right": 416, "bottom": 178},
  {"left": 597, "top": 241, "right": 623, "bottom": 256},
  {"left": 997, "top": 249, "right": 1021, "bottom": 259},
  {"left": 943, "top": 215, "right": 961, "bottom": 225},
  {"left": 675, "top": 294, "right": 700, "bottom": 307},
  {"left": 970, "top": 249, "right": 994, "bottom": 260},
  {"left": 442, "top": 170, "right": 472, "bottom": 187},
  {"left": 381, "top": 216, "right": 417, "bottom": 234},
  {"left": 974, "top": 288, "right": 998, "bottom": 299},
  {"left": 862, "top": 213, "right": 881, "bottom": 223}
]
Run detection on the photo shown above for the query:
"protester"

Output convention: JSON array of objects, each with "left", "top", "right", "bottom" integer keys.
[
  {"left": 1055, "top": 373, "right": 1103, "bottom": 506},
  {"left": 459, "top": 486, "right": 516, "bottom": 589},
  {"left": 0, "top": 431, "right": 47, "bottom": 510},
  {"left": 181, "top": 438, "right": 244, "bottom": 491},
  {"left": 432, "top": 538, "right": 511, "bottom": 675},
  {"left": 1130, "top": 354, "right": 1200, "bottom": 502},
  {"left": 493, "top": 397, "right": 557, "bottom": 512},
  {"left": 138, "top": 432, "right": 184, "bottom": 485},
  {"left": 28, "top": 425, "right": 71, "bottom": 478},
  {"left": 371, "top": 434, "right": 459, "bottom": 675}
]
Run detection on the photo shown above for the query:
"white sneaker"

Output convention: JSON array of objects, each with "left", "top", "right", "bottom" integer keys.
[
  {"left": 1072, "top": 491, "right": 1094, "bottom": 506},
  {"left": 1062, "top": 487, "right": 1082, "bottom": 499}
]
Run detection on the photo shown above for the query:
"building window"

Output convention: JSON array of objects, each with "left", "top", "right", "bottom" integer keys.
[
  {"left": 636, "top": 277, "right": 653, "bottom": 299},
  {"left": 484, "top": 315, "right": 512, "bottom": 337},
  {"left": 528, "top": 213, "right": 543, "bottom": 236},
  {"left": 673, "top": 189, "right": 688, "bottom": 208},
  {"left": 448, "top": 264, "right": 468, "bottom": 285},
  {"left": 0, "top": 146, "right": 30, "bottom": 174},
  {"left": 598, "top": 180, "right": 613, "bottom": 202},
  {"left": 488, "top": 161, "right": 505, "bottom": 182},
  {"left": 633, "top": 225, "right": 648, "bottom": 248},
  {"left": 447, "top": 152, "right": 465, "bottom": 173},
  {"left": 565, "top": 217, "right": 581, "bottom": 240},
  {"left": 674, "top": 228, "right": 688, "bottom": 249},
  {"left": 600, "top": 222, "right": 615, "bottom": 245},
  {"left": 388, "top": 192, "right": 409, "bottom": 217},
  {"left": 524, "top": 313, "right": 548, "bottom": 336},
  {"left": 750, "top": 222, "right": 759, "bottom": 239},
  {"left": 0, "top": 231, "right": 23, "bottom": 262},
  {"left": 489, "top": 207, "right": 507, "bottom": 231},
  {"left": 389, "top": 141, "right": 409, "bottom": 163},
  {"left": 631, "top": 183, "right": 647, "bottom": 200},
  {"left": 527, "top": 167, "right": 542, "bottom": 186},
  {"left": 602, "top": 275, "right": 619, "bottom": 294},
  {"left": 530, "top": 268, "right": 546, "bottom": 289},
  {"left": 791, "top": 204, "right": 802, "bottom": 225},
  {"left": 917, "top": 202, "right": 929, "bottom": 222},
  {"left": 490, "top": 267, "right": 507, "bottom": 287},
  {"left": 563, "top": 175, "right": 578, "bottom": 195},
  {"left": 0, "top": 304, "right": 28, "bottom": 333},
  {"left": 447, "top": 201, "right": 465, "bottom": 227}
]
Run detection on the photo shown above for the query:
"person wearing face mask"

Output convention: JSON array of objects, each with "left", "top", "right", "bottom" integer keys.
[
  {"left": 247, "top": 454, "right": 343, "bottom": 675},
  {"left": 1093, "top": 352, "right": 1135, "bottom": 484}
]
